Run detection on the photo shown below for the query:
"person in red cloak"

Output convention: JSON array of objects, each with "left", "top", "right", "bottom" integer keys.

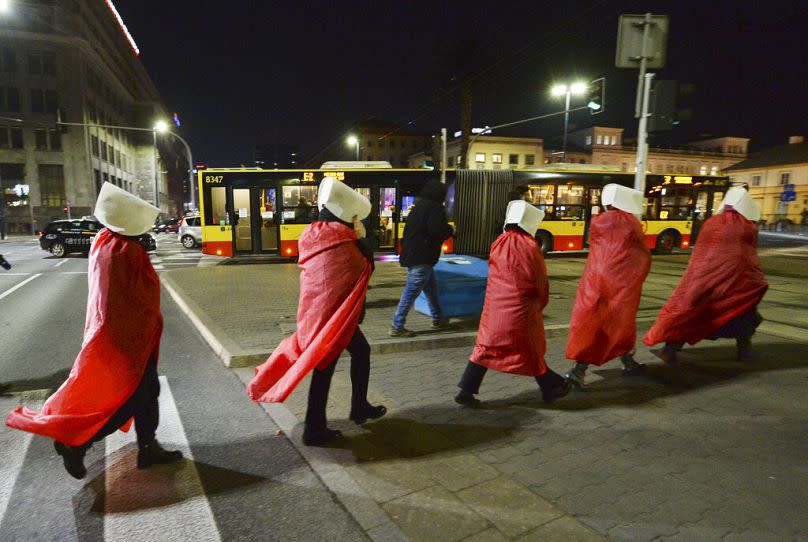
[
  {"left": 455, "top": 200, "right": 571, "bottom": 405},
  {"left": 247, "top": 178, "right": 386, "bottom": 446},
  {"left": 643, "top": 186, "right": 768, "bottom": 363},
  {"left": 5, "top": 183, "right": 182, "bottom": 479},
  {"left": 564, "top": 184, "right": 651, "bottom": 389}
]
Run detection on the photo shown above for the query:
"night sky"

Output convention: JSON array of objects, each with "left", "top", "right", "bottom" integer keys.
[{"left": 116, "top": 0, "right": 808, "bottom": 166}]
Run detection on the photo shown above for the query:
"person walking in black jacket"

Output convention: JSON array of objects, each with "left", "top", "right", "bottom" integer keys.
[{"left": 390, "top": 180, "right": 454, "bottom": 337}]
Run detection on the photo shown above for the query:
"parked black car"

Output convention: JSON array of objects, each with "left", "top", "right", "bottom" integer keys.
[{"left": 39, "top": 219, "right": 156, "bottom": 257}]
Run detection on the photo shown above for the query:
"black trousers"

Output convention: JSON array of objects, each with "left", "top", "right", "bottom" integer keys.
[
  {"left": 458, "top": 361, "right": 563, "bottom": 394},
  {"left": 305, "top": 327, "right": 370, "bottom": 431},
  {"left": 86, "top": 360, "right": 160, "bottom": 449}
]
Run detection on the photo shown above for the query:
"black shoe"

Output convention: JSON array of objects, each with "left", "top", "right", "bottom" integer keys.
[
  {"left": 651, "top": 344, "right": 679, "bottom": 365},
  {"left": 454, "top": 390, "right": 481, "bottom": 406},
  {"left": 620, "top": 354, "right": 646, "bottom": 376},
  {"left": 54, "top": 441, "right": 87, "bottom": 480},
  {"left": 389, "top": 326, "right": 416, "bottom": 338},
  {"left": 349, "top": 404, "right": 387, "bottom": 425},
  {"left": 137, "top": 441, "right": 183, "bottom": 469},
  {"left": 542, "top": 379, "right": 572, "bottom": 403},
  {"left": 564, "top": 370, "right": 586, "bottom": 390},
  {"left": 302, "top": 427, "right": 342, "bottom": 446},
  {"left": 431, "top": 319, "right": 450, "bottom": 330}
]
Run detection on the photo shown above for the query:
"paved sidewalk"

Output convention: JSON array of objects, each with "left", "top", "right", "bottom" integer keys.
[{"left": 162, "top": 252, "right": 808, "bottom": 541}]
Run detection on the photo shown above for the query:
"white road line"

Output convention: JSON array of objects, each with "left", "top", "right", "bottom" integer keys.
[
  {"left": 0, "top": 398, "right": 42, "bottom": 527},
  {"left": 0, "top": 273, "right": 41, "bottom": 301},
  {"left": 104, "top": 377, "right": 221, "bottom": 541},
  {"left": 0, "top": 273, "right": 33, "bottom": 276},
  {"left": 54, "top": 259, "right": 69, "bottom": 268}
]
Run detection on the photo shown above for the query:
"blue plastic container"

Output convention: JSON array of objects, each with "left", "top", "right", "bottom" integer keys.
[{"left": 414, "top": 255, "right": 489, "bottom": 317}]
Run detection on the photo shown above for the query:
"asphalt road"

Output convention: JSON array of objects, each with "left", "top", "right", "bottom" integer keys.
[{"left": 0, "top": 235, "right": 365, "bottom": 541}]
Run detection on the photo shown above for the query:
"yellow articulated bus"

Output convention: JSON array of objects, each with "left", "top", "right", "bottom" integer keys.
[{"left": 196, "top": 164, "right": 728, "bottom": 258}]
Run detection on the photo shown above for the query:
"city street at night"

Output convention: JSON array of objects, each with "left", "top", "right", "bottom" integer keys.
[{"left": 2, "top": 234, "right": 807, "bottom": 541}]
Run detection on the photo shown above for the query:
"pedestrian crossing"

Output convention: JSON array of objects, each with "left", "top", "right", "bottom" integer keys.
[
  {"left": 0, "top": 377, "right": 222, "bottom": 541},
  {"left": 149, "top": 235, "right": 221, "bottom": 271}
]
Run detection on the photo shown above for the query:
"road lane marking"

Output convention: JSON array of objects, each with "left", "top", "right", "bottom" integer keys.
[
  {"left": 0, "top": 398, "right": 42, "bottom": 527},
  {"left": 0, "top": 273, "right": 33, "bottom": 276},
  {"left": 0, "top": 273, "right": 41, "bottom": 301},
  {"left": 53, "top": 259, "right": 69, "bottom": 268},
  {"left": 104, "top": 377, "right": 222, "bottom": 541}
]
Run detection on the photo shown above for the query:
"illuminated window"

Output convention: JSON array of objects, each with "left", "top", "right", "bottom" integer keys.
[
  {"left": 456, "top": 155, "right": 462, "bottom": 165},
  {"left": 282, "top": 185, "right": 319, "bottom": 224},
  {"left": 492, "top": 153, "right": 502, "bottom": 164},
  {"left": 556, "top": 185, "right": 585, "bottom": 220},
  {"left": 710, "top": 166, "right": 718, "bottom": 175},
  {"left": 525, "top": 154, "right": 535, "bottom": 165},
  {"left": 596, "top": 135, "right": 603, "bottom": 145},
  {"left": 611, "top": 135, "right": 617, "bottom": 145},
  {"left": 700, "top": 165, "right": 707, "bottom": 175},
  {"left": 752, "top": 175, "right": 761, "bottom": 187},
  {"left": 475, "top": 153, "right": 485, "bottom": 163},
  {"left": 780, "top": 172, "right": 790, "bottom": 185},
  {"left": 585, "top": 135, "right": 592, "bottom": 145}
]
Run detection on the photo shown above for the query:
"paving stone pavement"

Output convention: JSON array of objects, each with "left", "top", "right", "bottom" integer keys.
[{"left": 167, "top": 250, "right": 808, "bottom": 541}]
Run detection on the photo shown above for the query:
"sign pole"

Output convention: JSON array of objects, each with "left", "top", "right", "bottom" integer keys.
[{"left": 634, "top": 72, "right": 654, "bottom": 192}]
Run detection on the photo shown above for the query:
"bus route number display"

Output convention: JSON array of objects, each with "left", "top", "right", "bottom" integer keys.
[{"left": 303, "top": 171, "right": 345, "bottom": 182}]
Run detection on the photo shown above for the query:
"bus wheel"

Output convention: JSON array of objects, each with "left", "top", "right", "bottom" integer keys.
[
  {"left": 536, "top": 231, "right": 553, "bottom": 255},
  {"left": 655, "top": 230, "right": 678, "bottom": 254}
]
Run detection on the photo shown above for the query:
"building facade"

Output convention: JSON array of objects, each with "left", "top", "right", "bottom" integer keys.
[
  {"left": 548, "top": 127, "right": 748, "bottom": 175},
  {"left": 254, "top": 143, "right": 302, "bottom": 169},
  {"left": 0, "top": 0, "right": 186, "bottom": 234},
  {"left": 723, "top": 137, "right": 808, "bottom": 224},
  {"left": 407, "top": 135, "right": 544, "bottom": 170}
]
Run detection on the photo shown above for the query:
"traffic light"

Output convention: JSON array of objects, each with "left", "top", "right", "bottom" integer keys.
[
  {"left": 649, "top": 80, "right": 695, "bottom": 132},
  {"left": 587, "top": 78, "right": 605, "bottom": 114}
]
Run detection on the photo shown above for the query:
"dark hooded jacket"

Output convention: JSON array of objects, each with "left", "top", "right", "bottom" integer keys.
[{"left": 399, "top": 180, "right": 454, "bottom": 267}]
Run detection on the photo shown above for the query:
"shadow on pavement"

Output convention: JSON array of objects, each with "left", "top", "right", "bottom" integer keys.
[
  {"left": 514, "top": 341, "right": 807, "bottom": 412},
  {"left": 324, "top": 405, "right": 538, "bottom": 462},
  {"left": 0, "top": 368, "right": 70, "bottom": 396},
  {"left": 80, "top": 448, "right": 268, "bottom": 515}
]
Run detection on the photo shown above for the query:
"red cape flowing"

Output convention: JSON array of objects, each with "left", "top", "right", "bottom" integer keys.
[
  {"left": 643, "top": 210, "right": 768, "bottom": 346},
  {"left": 247, "top": 221, "right": 371, "bottom": 403},
  {"left": 470, "top": 229, "right": 548, "bottom": 376},
  {"left": 6, "top": 230, "right": 162, "bottom": 446},
  {"left": 566, "top": 210, "right": 651, "bottom": 365}
]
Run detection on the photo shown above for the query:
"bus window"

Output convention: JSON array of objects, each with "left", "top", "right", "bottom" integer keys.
[
  {"left": 209, "top": 186, "right": 226, "bottom": 226},
  {"left": 590, "top": 188, "right": 602, "bottom": 216},
  {"left": 355, "top": 187, "right": 371, "bottom": 200},
  {"left": 711, "top": 190, "right": 724, "bottom": 215},
  {"left": 282, "top": 185, "right": 318, "bottom": 224},
  {"left": 527, "top": 185, "right": 555, "bottom": 216},
  {"left": 556, "top": 185, "right": 585, "bottom": 220},
  {"left": 694, "top": 191, "right": 709, "bottom": 218},
  {"left": 660, "top": 188, "right": 691, "bottom": 220}
]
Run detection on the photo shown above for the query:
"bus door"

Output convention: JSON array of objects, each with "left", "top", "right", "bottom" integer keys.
[
  {"left": 555, "top": 183, "right": 587, "bottom": 250},
  {"left": 378, "top": 186, "right": 397, "bottom": 251},
  {"left": 230, "top": 187, "right": 279, "bottom": 254},
  {"left": 583, "top": 187, "right": 602, "bottom": 248}
]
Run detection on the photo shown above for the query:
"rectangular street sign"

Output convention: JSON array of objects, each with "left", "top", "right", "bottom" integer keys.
[
  {"left": 780, "top": 191, "right": 797, "bottom": 202},
  {"left": 616, "top": 14, "right": 670, "bottom": 69}
]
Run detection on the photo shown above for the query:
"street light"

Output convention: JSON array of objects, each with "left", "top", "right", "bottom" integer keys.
[
  {"left": 151, "top": 119, "right": 195, "bottom": 212},
  {"left": 0, "top": 0, "right": 10, "bottom": 14},
  {"left": 550, "top": 81, "right": 587, "bottom": 163},
  {"left": 346, "top": 135, "right": 359, "bottom": 160}
]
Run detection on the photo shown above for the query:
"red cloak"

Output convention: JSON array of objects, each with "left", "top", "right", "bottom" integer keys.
[
  {"left": 6, "top": 229, "right": 162, "bottom": 447},
  {"left": 470, "top": 229, "right": 548, "bottom": 376},
  {"left": 566, "top": 210, "right": 651, "bottom": 365},
  {"left": 248, "top": 221, "right": 371, "bottom": 403},
  {"left": 643, "top": 210, "right": 768, "bottom": 346}
]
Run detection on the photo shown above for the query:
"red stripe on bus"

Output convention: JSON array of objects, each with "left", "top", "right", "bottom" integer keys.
[
  {"left": 553, "top": 235, "right": 584, "bottom": 251},
  {"left": 280, "top": 240, "right": 299, "bottom": 257},
  {"left": 202, "top": 241, "right": 232, "bottom": 257}
]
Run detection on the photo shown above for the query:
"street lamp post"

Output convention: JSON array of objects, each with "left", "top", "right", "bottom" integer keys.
[
  {"left": 346, "top": 135, "right": 359, "bottom": 160},
  {"left": 551, "top": 82, "right": 587, "bottom": 163}
]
